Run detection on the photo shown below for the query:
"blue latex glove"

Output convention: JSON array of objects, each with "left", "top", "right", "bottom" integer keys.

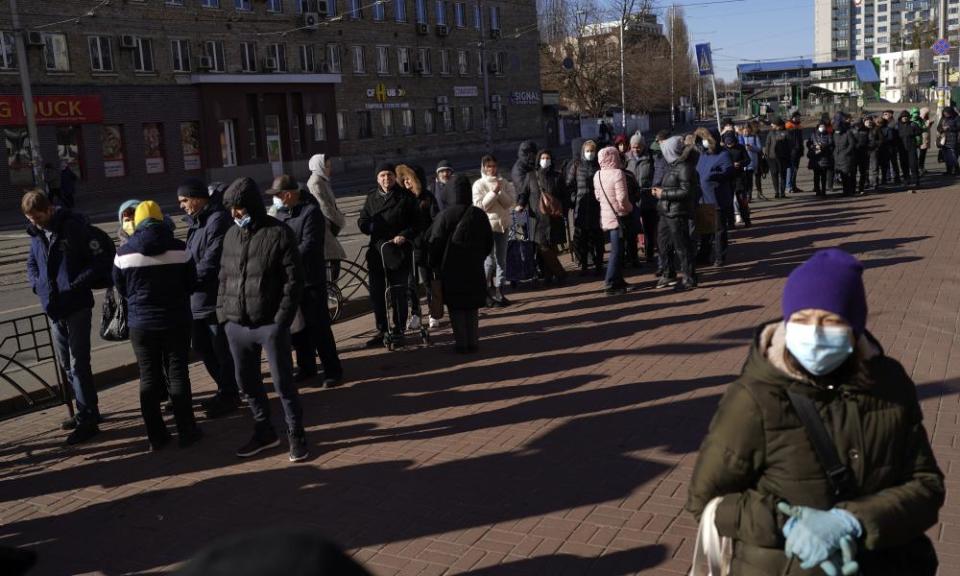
[
  {"left": 819, "top": 535, "right": 860, "bottom": 576},
  {"left": 778, "top": 502, "right": 862, "bottom": 570}
]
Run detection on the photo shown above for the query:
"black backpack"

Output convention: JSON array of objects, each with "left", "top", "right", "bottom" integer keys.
[{"left": 85, "top": 225, "right": 116, "bottom": 289}]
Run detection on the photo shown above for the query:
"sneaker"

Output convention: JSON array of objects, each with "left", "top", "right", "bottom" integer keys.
[
  {"left": 178, "top": 427, "right": 204, "bottom": 448},
  {"left": 65, "top": 423, "right": 99, "bottom": 445},
  {"left": 604, "top": 286, "right": 627, "bottom": 296},
  {"left": 365, "top": 333, "right": 386, "bottom": 348},
  {"left": 656, "top": 276, "right": 678, "bottom": 289},
  {"left": 322, "top": 374, "right": 344, "bottom": 389},
  {"left": 203, "top": 394, "right": 240, "bottom": 419},
  {"left": 236, "top": 429, "right": 281, "bottom": 458},
  {"left": 735, "top": 215, "right": 743, "bottom": 226},
  {"left": 288, "top": 431, "right": 310, "bottom": 462},
  {"left": 407, "top": 315, "right": 421, "bottom": 331},
  {"left": 428, "top": 316, "right": 441, "bottom": 329}
]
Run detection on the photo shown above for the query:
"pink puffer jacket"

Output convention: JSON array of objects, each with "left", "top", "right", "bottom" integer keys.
[{"left": 593, "top": 146, "right": 633, "bottom": 231}]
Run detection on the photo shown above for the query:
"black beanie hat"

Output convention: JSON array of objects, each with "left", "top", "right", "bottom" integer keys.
[
  {"left": 177, "top": 177, "right": 209, "bottom": 199},
  {"left": 375, "top": 162, "right": 396, "bottom": 177},
  {"left": 450, "top": 173, "right": 473, "bottom": 206}
]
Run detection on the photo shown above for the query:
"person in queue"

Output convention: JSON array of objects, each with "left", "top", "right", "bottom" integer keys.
[
  {"left": 396, "top": 164, "right": 440, "bottom": 330},
  {"left": 306, "top": 154, "right": 347, "bottom": 284},
  {"left": 652, "top": 136, "right": 698, "bottom": 291},
  {"left": 593, "top": 146, "right": 633, "bottom": 295},
  {"left": 472, "top": 154, "right": 517, "bottom": 306},
  {"left": 432, "top": 159, "right": 456, "bottom": 211},
  {"left": 807, "top": 121, "right": 836, "bottom": 197},
  {"left": 566, "top": 139, "right": 605, "bottom": 276},
  {"left": 625, "top": 134, "right": 658, "bottom": 265},
  {"left": 518, "top": 149, "right": 569, "bottom": 285}
]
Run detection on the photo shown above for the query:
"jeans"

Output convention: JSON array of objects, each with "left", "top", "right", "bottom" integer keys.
[
  {"left": 50, "top": 307, "right": 98, "bottom": 424},
  {"left": 485, "top": 232, "right": 508, "bottom": 287},
  {"left": 129, "top": 324, "right": 197, "bottom": 444},
  {"left": 292, "top": 286, "right": 343, "bottom": 379},
  {"left": 604, "top": 228, "right": 624, "bottom": 288},
  {"left": 367, "top": 246, "right": 411, "bottom": 335},
  {"left": 943, "top": 148, "right": 958, "bottom": 174},
  {"left": 448, "top": 307, "right": 479, "bottom": 350},
  {"left": 191, "top": 316, "right": 239, "bottom": 399},
  {"left": 225, "top": 321, "right": 303, "bottom": 436}
]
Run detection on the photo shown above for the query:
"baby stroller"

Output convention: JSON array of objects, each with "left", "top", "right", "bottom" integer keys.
[{"left": 380, "top": 241, "right": 430, "bottom": 351}]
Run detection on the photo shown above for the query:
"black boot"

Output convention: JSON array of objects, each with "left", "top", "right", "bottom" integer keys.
[{"left": 495, "top": 287, "right": 511, "bottom": 306}]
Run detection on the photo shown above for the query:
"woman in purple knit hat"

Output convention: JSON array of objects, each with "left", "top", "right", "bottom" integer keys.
[{"left": 685, "top": 248, "right": 944, "bottom": 576}]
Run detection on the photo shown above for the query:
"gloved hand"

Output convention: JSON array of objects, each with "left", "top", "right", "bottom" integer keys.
[
  {"left": 778, "top": 502, "right": 862, "bottom": 571},
  {"left": 819, "top": 535, "right": 859, "bottom": 576}
]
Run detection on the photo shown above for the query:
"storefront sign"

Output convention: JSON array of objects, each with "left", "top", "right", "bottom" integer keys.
[
  {"left": 101, "top": 125, "right": 125, "bottom": 178},
  {"left": 365, "top": 102, "right": 410, "bottom": 110},
  {"left": 454, "top": 86, "right": 478, "bottom": 98},
  {"left": 509, "top": 90, "right": 541, "bottom": 105},
  {"left": 366, "top": 84, "right": 407, "bottom": 101},
  {"left": 180, "top": 122, "right": 201, "bottom": 171},
  {"left": 0, "top": 95, "right": 103, "bottom": 126}
]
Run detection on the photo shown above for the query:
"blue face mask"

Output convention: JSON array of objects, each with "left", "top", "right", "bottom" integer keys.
[
  {"left": 784, "top": 322, "right": 854, "bottom": 376},
  {"left": 272, "top": 196, "right": 285, "bottom": 210},
  {"left": 234, "top": 215, "right": 252, "bottom": 229}
]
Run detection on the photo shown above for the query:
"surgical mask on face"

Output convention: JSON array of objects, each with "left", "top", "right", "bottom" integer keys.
[
  {"left": 818, "top": 127, "right": 826, "bottom": 133},
  {"left": 272, "top": 196, "right": 285, "bottom": 210},
  {"left": 702, "top": 139, "right": 711, "bottom": 149},
  {"left": 234, "top": 215, "right": 252, "bottom": 229},
  {"left": 122, "top": 220, "right": 135, "bottom": 237},
  {"left": 584, "top": 151, "right": 595, "bottom": 161},
  {"left": 784, "top": 322, "right": 854, "bottom": 376},
  {"left": 539, "top": 159, "right": 551, "bottom": 169}
]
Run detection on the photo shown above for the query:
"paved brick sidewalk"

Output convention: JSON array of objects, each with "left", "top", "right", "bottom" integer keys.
[{"left": 1, "top": 183, "right": 959, "bottom": 576}]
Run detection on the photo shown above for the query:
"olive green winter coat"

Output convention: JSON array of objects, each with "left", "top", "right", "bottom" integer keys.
[{"left": 686, "top": 322, "right": 944, "bottom": 576}]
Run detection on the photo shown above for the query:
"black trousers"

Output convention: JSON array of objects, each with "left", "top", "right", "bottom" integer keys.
[
  {"left": 640, "top": 209, "right": 658, "bottom": 261},
  {"left": 839, "top": 170, "right": 857, "bottom": 196},
  {"left": 129, "top": 324, "right": 197, "bottom": 445},
  {"left": 899, "top": 147, "right": 920, "bottom": 185},
  {"left": 856, "top": 153, "right": 871, "bottom": 191},
  {"left": 881, "top": 146, "right": 901, "bottom": 181},
  {"left": 657, "top": 215, "right": 694, "bottom": 281},
  {"left": 767, "top": 158, "right": 786, "bottom": 197},
  {"left": 813, "top": 168, "right": 835, "bottom": 195},
  {"left": 367, "top": 245, "right": 411, "bottom": 335},
  {"left": 448, "top": 307, "right": 479, "bottom": 350},
  {"left": 919, "top": 148, "right": 928, "bottom": 173},
  {"left": 292, "top": 285, "right": 343, "bottom": 379},
  {"left": 573, "top": 227, "right": 604, "bottom": 271},
  {"left": 753, "top": 169, "right": 763, "bottom": 195}
]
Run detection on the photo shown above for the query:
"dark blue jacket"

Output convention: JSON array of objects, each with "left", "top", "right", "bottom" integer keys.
[
  {"left": 275, "top": 199, "right": 326, "bottom": 289},
  {"left": 184, "top": 201, "right": 231, "bottom": 319},
  {"left": 696, "top": 149, "right": 735, "bottom": 208},
  {"left": 26, "top": 208, "right": 100, "bottom": 321},
  {"left": 113, "top": 223, "right": 194, "bottom": 331}
]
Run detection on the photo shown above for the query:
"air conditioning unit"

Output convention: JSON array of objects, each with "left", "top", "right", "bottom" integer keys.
[
  {"left": 436, "top": 24, "right": 448, "bottom": 36},
  {"left": 120, "top": 34, "right": 138, "bottom": 49},
  {"left": 302, "top": 12, "right": 320, "bottom": 29},
  {"left": 489, "top": 28, "right": 501, "bottom": 39},
  {"left": 416, "top": 22, "right": 429, "bottom": 35},
  {"left": 436, "top": 95, "right": 448, "bottom": 104},
  {"left": 197, "top": 56, "right": 213, "bottom": 70},
  {"left": 263, "top": 57, "right": 278, "bottom": 71},
  {"left": 26, "top": 31, "right": 45, "bottom": 47},
  {"left": 317, "top": 0, "right": 330, "bottom": 16}
]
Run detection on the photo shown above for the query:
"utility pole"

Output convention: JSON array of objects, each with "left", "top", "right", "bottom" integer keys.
[
  {"left": 669, "top": 4, "right": 675, "bottom": 129},
  {"left": 10, "top": 0, "right": 45, "bottom": 189},
  {"left": 938, "top": 0, "right": 947, "bottom": 117},
  {"left": 478, "top": 0, "right": 493, "bottom": 153},
  {"left": 619, "top": 13, "right": 627, "bottom": 135}
]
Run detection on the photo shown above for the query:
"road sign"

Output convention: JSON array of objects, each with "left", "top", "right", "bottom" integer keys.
[
  {"left": 695, "top": 43, "right": 714, "bottom": 77},
  {"left": 934, "top": 55, "right": 951, "bottom": 64},
  {"left": 932, "top": 38, "right": 950, "bottom": 55}
]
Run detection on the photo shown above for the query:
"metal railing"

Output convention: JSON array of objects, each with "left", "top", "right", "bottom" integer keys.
[{"left": 0, "top": 312, "right": 71, "bottom": 417}]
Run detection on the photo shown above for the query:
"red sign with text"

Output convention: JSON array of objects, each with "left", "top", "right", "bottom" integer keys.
[{"left": 0, "top": 95, "right": 104, "bottom": 126}]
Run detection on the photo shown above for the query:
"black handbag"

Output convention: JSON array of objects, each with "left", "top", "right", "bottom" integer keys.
[{"left": 99, "top": 287, "right": 129, "bottom": 342}]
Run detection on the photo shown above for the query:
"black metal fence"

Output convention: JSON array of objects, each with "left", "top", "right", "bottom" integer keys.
[{"left": 0, "top": 312, "right": 70, "bottom": 418}]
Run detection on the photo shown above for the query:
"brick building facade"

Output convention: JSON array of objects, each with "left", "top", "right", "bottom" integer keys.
[{"left": 0, "top": 0, "right": 542, "bottom": 209}]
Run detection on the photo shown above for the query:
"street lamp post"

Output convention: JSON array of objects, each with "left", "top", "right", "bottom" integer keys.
[
  {"left": 619, "top": 15, "right": 627, "bottom": 135},
  {"left": 669, "top": 4, "right": 675, "bottom": 129},
  {"left": 938, "top": 0, "right": 947, "bottom": 117},
  {"left": 477, "top": 0, "right": 493, "bottom": 154},
  {"left": 9, "top": 0, "right": 45, "bottom": 189}
]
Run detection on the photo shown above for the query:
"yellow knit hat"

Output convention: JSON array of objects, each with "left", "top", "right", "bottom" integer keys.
[{"left": 133, "top": 200, "right": 163, "bottom": 228}]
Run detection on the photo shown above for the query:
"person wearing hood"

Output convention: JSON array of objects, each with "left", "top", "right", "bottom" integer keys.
[
  {"left": 396, "top": 164, "right": 441, "bottom": 330},
  {"left": 518, "top": 149, "right": 568, "bottom": 284},
  {"left": 784, "top": 112, "right": 805, "bottom": 194},
  {"left": 114, "top": 201, "right": 202, "bottom": 452},
  {"left": 593, "top": 146, "right": 634, "bottom": 295},
  {"left": 625, "top": 134, "right": 658, "bottom": 264},
  {"left": 879, "top": 109, "right": 903, "bottom": 185},
  {"left": 897, "top": 110, "right": 921, "bottom": 190},
  {"left": 833, "top": 115, "right": 858, "bottom": 197},
  {"left": 763, "top": 119, "right": 793, "bottom": 199},
  {"left": 24, "top": 190, "right": 108, "bottom": 444},
  {"left": 739, "top": 122, "right": 765, "bottom": 201},
  {"left": 695, "top": 128, "right": 735, "bottom": 267},
  {"left": 917, "top": 107, "right": 934, "bottom": 175},
  {"left": 687, "top": 249, "right": 944, "bottom": 576},
  {"left": 177, "top": 178, "right": 241, "bottom": 418},
  {"left": 652, "top": 136, "right": 698, "bottom": 290},
  {"left": 427, "top": 173, "right": 494, "bottom": 353},
  {"left": 721, "top": 130, "right": 752, "bottom": 226},
  {"left": 472, "top": 154, "right": 517, "bottom": 306},
  {"left": 854, "top": 116, "right": 876, "bottom": 193},
  {"left": 565, "top": 139, "right": 605, "bottom": 276},
  {"left": 936, "top": 106, "right": 960, "bottom": 176},
  {"left": 218, "top": 177, "right": 309, "bottom": 462},
  {"left": 807, "top": 121, "right": 835, "bottom": 196},
  {"left": 511, "top": 140, "right": 539, "bottom": 196},
  {"left": 269, "top": 175, "right": 343, "bottom": 389},
  {"left": 432, "top": 159, "right": 456, "bottom": 211},
  {"left": 306, "top": 154, "right": 347, "bottom": 283}
]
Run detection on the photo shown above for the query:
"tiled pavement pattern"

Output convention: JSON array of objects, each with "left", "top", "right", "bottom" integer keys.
[{"left": 1, "top": 184, "right": 959, "bottom": 576}]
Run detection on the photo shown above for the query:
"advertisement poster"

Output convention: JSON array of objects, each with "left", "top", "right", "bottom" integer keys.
[
  {"left": 180, "top": 122, "right": 201, "bottom": 171},
  {"left": 101, "top": 125, "right": 125, "bottom": 178},
  {"left": 143, "top": 123, "right": 165, "bottom": 174},
  {"left": 4, "top": 128, "right": 34, "bottom": 186}
]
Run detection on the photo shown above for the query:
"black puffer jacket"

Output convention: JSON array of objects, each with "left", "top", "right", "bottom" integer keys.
[
  {"left": 898, "top": 119, "right": 921, "bottom": 151},
  {"left": 937, "top": 113, "right": 960, "bottom": 149},
  {"left": 625, "top": 150, "right": 656, "bottom": 212},
  {"left": 217, "top": 177, "right": 303, "bottom": 328},
  {"left": 807, "top": 131, "right": 835, "bottom": 170},
  {"left": 834, "top": 128, "right": 857, "bottom": 173},
  {"left": 658, "top": 159, "right": 699, "bottom": 219},
  {"left": 519, "top": 165, "right": 568, "bottom": 246},
  {"left": 357, "top": 184, "right": 421, "bottom": 248},
  {"left": 275, "top": 198, "right": 326, "bottom": 289},
  {"left": 511, "top": 140, "right": 538, "bottom": 194},
  {"left": 565, "top": 154, "right": 601, "bottom": 231}
]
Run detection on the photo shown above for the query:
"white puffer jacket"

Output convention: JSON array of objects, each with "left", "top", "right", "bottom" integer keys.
[{"left": 472, "top": 174, "right": 516, "bottom": 234}]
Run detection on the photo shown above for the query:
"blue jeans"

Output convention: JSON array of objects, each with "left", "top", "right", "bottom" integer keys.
[
  {"left": 50, "top": 307, "right": 98, "bottom": 424},
  {"left": 786, "top": 159, "right": 799, "bottom": 191},
  {"left": 944, "top": 148, "right": 958, "bottom": 174},
  {"left": 604, "top": 228, "right": 624, "bottom": 288},
  {"left": 485, "top": 231, "right": 508, "bottom": 288},
  {"left": 225, "top": 321, "right": 303, "bottom": 436},
  {"left": 191, "top": 316, "right": 239, "bottom": 398}
]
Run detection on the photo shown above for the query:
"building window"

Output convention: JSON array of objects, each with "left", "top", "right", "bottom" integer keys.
[
  {"left": 417, "top": 47, "right": 431, "bottom": 74},
  {"left": 201, "top": 0, "right": 220, "bottom": 7},
  {"left": 381, "top": 109, "right": 394, "bottom": 136},
  {"left": 491, "top": 94, "right": 505, "bottom": 128},
  {"left": 299, "top": 44, "right": 316, "bottom": 71},
  {"left": 327, "top": 44, "right": 342, "bottom": 72},
  {"left": 292, "top": 114, "right": 303, "bottom": 154},
  {"left": 395, "top": 0, "right": 407, "bottom": 21},
  {"left": 454, "top": 2, "right": 465, "bottom": 27},
  {"left": 240, "top": 42, "right": 257, "bottom": 72},
  {"left": 132, "top": 37, "right": 154, "bottom": 72},
  {"left": 0, "top": 32, "right": 16, "bottom": 70},
  {"left": 460, "top": 106, "right": 473, "bottom": 131},
  {"left": 473, "top": 1, "right": 481, "bottom": 29},
  {"left": 423, "top": 109, "right": 435, "bottom": 134},
  {"left": 441, "top": 105, "right": 453, "bottom": 132},
  {"left": 88, "top": 36, "right": 113, "bottom": 72},
  {"left": 373, "top": 0, "right": 385, "bottom": 20},
  {"left": 357, "top": 110, "right": 372, "bottom": 138},
  {"left": 495, "top": 51, "right": 505, "bottom": 75},
  {"left": 267, "top": 43, "right": 288, "bottom": 71},
  {"left": 219, "top": 120, "right": 238, "bottom": 166},
  {"left": 457, "top": 49, "right": 468, "bottom": 75},
  {"left": 313, "top": 113, "right": 326, "bottom": 141},
  {"left": 352, "top": 45, "right": 366, "bottom": 73},
  {"left": 376, "top": 46, "right": 390, "bottom": 74},
  {"left": 401, "top": 109, "right": 415, "bottom": 135},
  {"left": 397, "top": 47, "right": 411, "bottom": 74},
  {"left": 43, "top": 33, "right": 70, "bottom": 72},
  {"left": 416, "top": 0, "right": 427, "bottom": 23},
  {"left": 489, "top": 5, "right": 500, "bottom": 30},
  {"left": 439, "top": 48, "right": 450, "bottom": 74},
  {"left": 435, "top": 0, "right": 447, "bottom": 25},
  {"left": 248, "top": 116, "right": 259, "bottom": 159},
  {"left": 349, "top": 0, "right": 362, "bottom": 19},
  {"left": 235, "top": 0, "right": 252, "bottom": 10},
  {"left": 267, "top": 0, "right": 284, "bottom": 12},
  {"left": 337, "top": 111, "right": 347, "bottom": 139},
  {"left": 204, "top": 40, "right": 226, "bottom": 72},
  {"left": 171, "top": 39, "right": 191, "bottom": 72}
]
